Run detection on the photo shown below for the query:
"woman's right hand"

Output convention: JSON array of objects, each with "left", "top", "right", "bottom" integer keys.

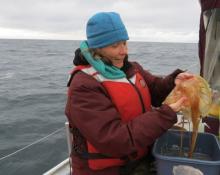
[{"left": 168, "top": 96, "right": 187, "bottom": 112}]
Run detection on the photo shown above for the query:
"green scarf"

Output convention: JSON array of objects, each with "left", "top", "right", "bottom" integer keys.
[{"left": 80, "top": 41, "right": 126, "bottom": 79}]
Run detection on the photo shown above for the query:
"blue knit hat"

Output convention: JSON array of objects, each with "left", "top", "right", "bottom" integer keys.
[{"left": 86, "top": 12, "right": 129, "bottom": 48}]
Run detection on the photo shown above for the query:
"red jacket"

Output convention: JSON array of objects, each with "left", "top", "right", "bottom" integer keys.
[{"left": 65, "top": 59, "right": 182, "bottom": 175}]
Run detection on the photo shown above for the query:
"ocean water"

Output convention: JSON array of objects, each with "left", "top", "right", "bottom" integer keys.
[{"left": 0, "top": 39, "right": 199, "bottom": 175}]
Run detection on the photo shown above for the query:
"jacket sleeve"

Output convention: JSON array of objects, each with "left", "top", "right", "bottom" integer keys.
[
  {"left": 65, "top": 71, "right": 177, "bottom": 159},
  {"left": 134, "top": 62, "right": 183, "bottom": 107}
]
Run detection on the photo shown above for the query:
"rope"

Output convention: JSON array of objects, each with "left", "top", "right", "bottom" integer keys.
[{"left": 0, "top": 127, "right": 64, "bottom": 162}]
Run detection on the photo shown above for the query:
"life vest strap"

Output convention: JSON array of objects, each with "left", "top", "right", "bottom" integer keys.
[
  {"left": 72, "top": 145, "right": 116, "bottom": 159},
  {"left": 71, "top": 143, "right": 138, "bottom": 162}
]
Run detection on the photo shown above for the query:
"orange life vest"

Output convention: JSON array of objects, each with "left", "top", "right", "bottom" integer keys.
[{"left": 69, "top": 65, "right": 152, "bottom": 170}]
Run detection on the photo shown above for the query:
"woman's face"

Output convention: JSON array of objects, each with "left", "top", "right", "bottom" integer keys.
[{"left": 97, "top": 41, "right": 128, "bottom": 68}]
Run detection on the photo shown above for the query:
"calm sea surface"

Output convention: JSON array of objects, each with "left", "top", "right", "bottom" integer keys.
[{"left": 0, "top": 39, "right": 199, "bottom": 175}]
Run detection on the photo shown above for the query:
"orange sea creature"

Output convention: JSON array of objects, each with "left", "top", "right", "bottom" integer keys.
[{"left": 164, "top": 75, "right": 212, "bottom": 157}]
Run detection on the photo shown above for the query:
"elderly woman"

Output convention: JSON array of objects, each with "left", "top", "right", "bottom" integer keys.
[{"left": 65, "top": 12, "right": 192, "bottom": 175}]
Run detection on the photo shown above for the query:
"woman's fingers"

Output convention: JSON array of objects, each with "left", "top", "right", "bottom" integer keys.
[
  {"left": 168, "top": 96, "right": 187, "bottom": 112},
  {"left": 175, "top": 72, "right": 194, "bottom": 85}
]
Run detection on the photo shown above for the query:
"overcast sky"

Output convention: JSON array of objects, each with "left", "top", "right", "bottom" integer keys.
[{"left": 0, "top": 0, "right": 201, "bottom": 43}]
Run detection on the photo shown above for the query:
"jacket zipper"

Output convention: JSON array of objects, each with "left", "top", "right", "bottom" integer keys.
[{"left": 127, "top": 78, "right": 146, "bottom": 113}]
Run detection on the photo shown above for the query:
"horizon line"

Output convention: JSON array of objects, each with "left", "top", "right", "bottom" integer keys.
[{"left": 0, "top": 38, "right": 198, "bottom": 44}]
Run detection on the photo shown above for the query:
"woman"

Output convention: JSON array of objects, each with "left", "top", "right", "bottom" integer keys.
[{"left": 65, "top": 12, "right": 192, "bottom": 175}]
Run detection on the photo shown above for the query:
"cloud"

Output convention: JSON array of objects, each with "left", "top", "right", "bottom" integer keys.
[
  {"left": 0, "top": 0, "right": 201, "bottom": 42},
  {"left": 129, "top": 28, "right": 198, "bottom": 43}
]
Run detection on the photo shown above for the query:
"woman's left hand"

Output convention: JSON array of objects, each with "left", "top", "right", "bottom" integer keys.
[{"left": 175, "top": 72, "right": 194, "bottom": 85}]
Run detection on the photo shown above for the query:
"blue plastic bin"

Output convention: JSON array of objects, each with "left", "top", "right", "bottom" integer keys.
[{"left": 153, "top": 130, "right": 220, "bottom": 175}]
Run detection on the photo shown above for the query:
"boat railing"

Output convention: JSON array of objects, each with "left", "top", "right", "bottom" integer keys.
[
  {"left": 65, "top": 122, "right": 73, "bottom": 157},
  {"left": 43, "top": 121, "right": 72, "bottom": 175}
]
